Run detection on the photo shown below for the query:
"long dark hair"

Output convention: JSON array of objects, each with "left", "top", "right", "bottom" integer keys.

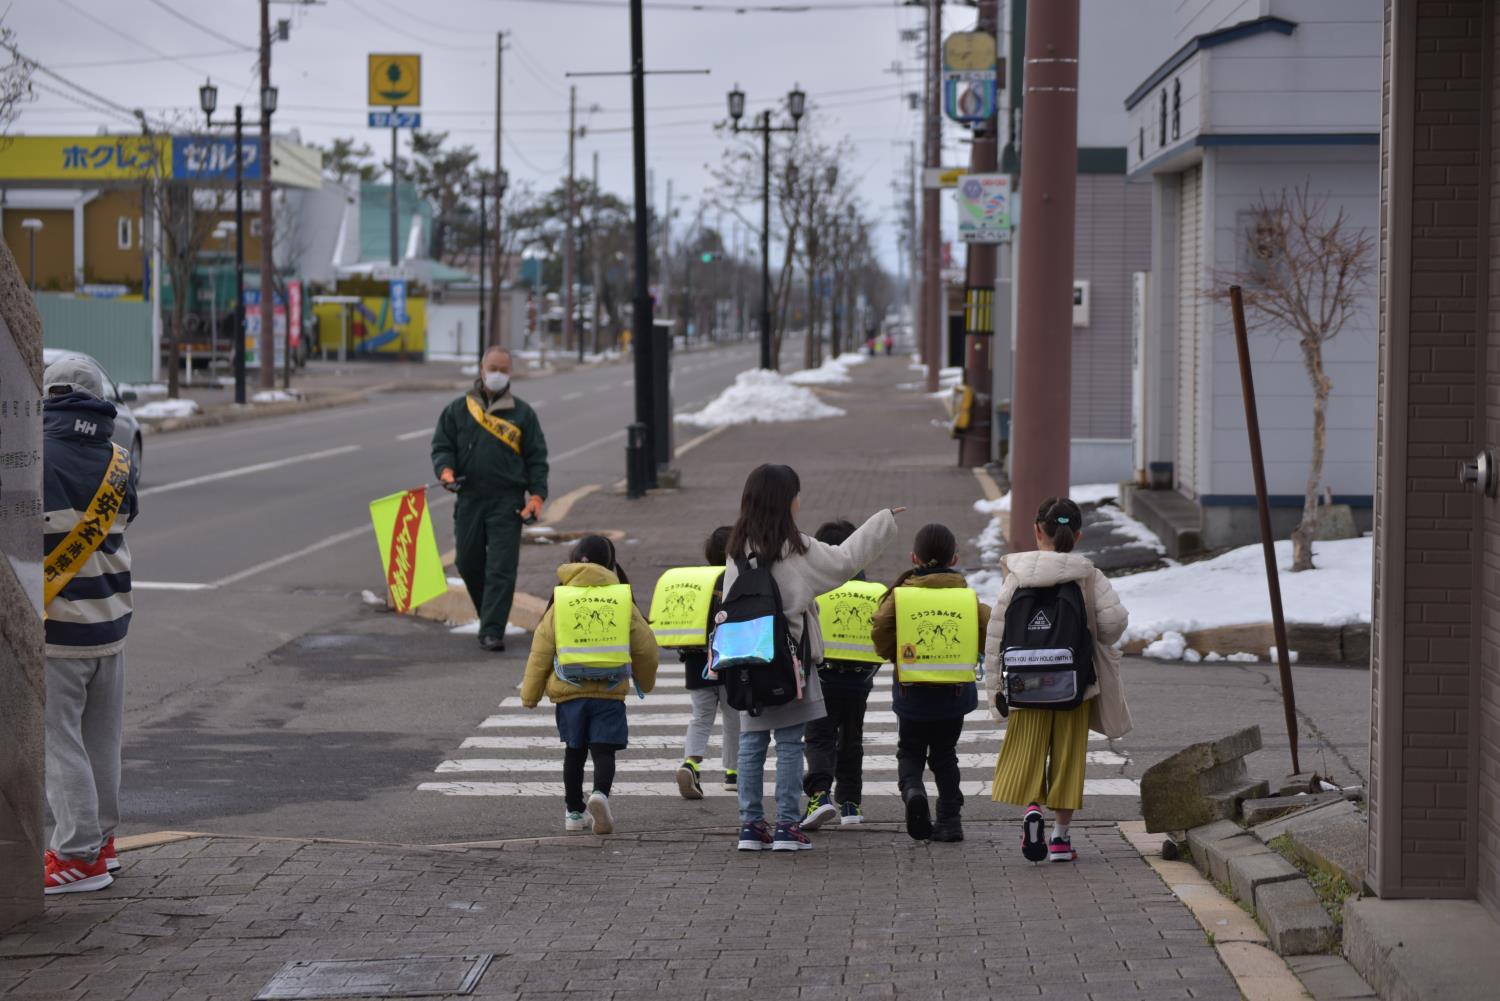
[
  {"left": 568, "top": 533, "right": 630, "bottom": 585},
  {"left": 728, "top": 464, "right": 808, "bottom": 564},
  {"left": 704, "top": 525, "right": 732, "bottom": 565},
  {"left": 890, "top": 523, "right": 957, "bottom": 589},
  {"left": 1036, "top": 497, "right": 1083, "bottom": 554}
]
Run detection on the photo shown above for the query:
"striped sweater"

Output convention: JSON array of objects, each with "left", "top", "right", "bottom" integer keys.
[{"left": 43, "top": 391, "right": 137, "bottom": 657}]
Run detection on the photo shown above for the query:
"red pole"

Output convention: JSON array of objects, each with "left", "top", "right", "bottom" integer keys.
[
  {"left": 1007, "top": 0, "right": 1079, "bottom": 549},
  {"left": 922, "top": 0, "right": 943, "bottom": 393}
]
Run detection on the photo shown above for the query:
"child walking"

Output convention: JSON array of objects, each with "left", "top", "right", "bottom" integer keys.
[
  {"left": 673, "top": 526, "right": 740, "bottom": 797},
  {"left": 521, "top": 535, "right": 660, "bottom": 834},
  {"left": 871, "top": 523, "right": 991, "bottom": 842},
  {"left": 724, "top": 464, "right": 900, "bottom": 852},
  {"left": 985, "top": 497, "right": 1132, "bottom": 862},
  {"left": 801, "top": 519, "right": 885, "bottom": 829}
]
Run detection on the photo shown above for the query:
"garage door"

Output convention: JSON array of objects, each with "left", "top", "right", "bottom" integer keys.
[{"left": 1175, "top": 164, "right": 1202, "bottom": 495}]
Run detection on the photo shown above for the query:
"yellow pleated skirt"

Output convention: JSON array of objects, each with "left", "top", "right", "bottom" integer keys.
[{"left": 991, "top": 701, "right": 1092, "bottom": 810}]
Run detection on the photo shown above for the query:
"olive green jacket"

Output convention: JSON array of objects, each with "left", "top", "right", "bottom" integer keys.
[{"left": 430, "top": 388, "right": 549, "bottom": 499}]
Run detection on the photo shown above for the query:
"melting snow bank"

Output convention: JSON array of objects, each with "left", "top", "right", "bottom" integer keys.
[
  {"left": 1115, "top": 535, "right": 1372, "bottom": 658},
  {"left": 449, "top": 620, "right": 529, "bottom": 636},
  {"left": 133, "top": 399, "right": 202, "bottom": 419},
  {"left": 786, "top": 352, "right": 867, "bottom": 385},
  {"left": 251, "top": 389, "right": 302, "bottom": 404},
  {"left": 975, "top": 482, "right": 1121, "bottom": 515},
  {"left": 675, "top": 368, "right": 846, "bottom": 427}
]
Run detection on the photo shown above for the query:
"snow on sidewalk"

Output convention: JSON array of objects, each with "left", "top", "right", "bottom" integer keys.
[
  {"left": 785, "top": 352, "right": 867, "bottom": 385},
  {"left": 975, "top": 482, "right": 1120, "bottom": 515},
  {"left": 133, "top": 399, "right": 202, "bottom": 419},
  {"left": 1115, "top": 535, "right": 1372, "bottom": 659},
  {"left": 675, "top": 368, "right": 845, "bottom": 427}
]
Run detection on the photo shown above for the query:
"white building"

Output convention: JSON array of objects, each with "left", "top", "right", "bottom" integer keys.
[{"left": 1121, "top": 0, "right": 1381, "bottom": 553}]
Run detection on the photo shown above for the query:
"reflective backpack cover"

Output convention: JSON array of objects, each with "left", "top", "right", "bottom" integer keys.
[
  {"left": 999, "top": 582, "right": 1096, "bottom": 712},
  {"left": 710, "top": 555, "right": 807, "bottom": 716}
]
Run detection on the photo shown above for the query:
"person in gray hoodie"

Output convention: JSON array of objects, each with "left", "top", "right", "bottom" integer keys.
[{"left": 724, "top": 463, "right": 901, "bottom": 852}]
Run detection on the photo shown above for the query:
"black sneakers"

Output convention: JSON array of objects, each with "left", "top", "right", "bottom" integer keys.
[
  {"left": 903, "top": 787, "right": 933, "bottom": 841},
  {"left": 1021, "top": 803, "right": 1048, "bottom": 862}
]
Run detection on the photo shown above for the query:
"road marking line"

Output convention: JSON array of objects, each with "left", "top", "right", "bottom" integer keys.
[
  {"left": 133, "top": 581, "right": 217, "bottom": 591},
  {"left": 396, "top": 428, "right": 430, "bottom": 441},
  {"left": 674, "top": 423, "right": 730, "bottom": 458},
  {"left": 458, "top": 729, "right": 1105, "bottom": 746},
  {"left": 538, "top": 483, "right": 599, "bottom": 526},
  {"left": 139, "top": 444, "right": 361, "bottom": 497},
  {"left": 561, "top": 390, "right": 584, "bottom": 401},
  {"left": 482, "top": 708, "right": 1062, "bottom": 728},
  {"left": 419, "top": 778, "right": 1140, "bottom": 797},
  {"left": 435, "top": 751, "right": 1126, "bottom": 773},
  {"left": 549, "top": 428, "right": 627, "bottom": 463}
]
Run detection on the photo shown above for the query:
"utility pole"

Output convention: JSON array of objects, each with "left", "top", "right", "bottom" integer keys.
[
  {"left": 258, "top": 0, "right": 276, "bottom": 389},
  {"left": 661, "top": 177, "right": 673, "bottom": 322},
  {"left": 565, "top": 84, "right": 577, "bottom": 359},
  {"left": 489, "top": 31, "right": 505, "bottom": 349},
  {"left": 591, "top": 149, "right": 602, "bottom": 353},
  {"left": 478, "top": 179, "right": 487, "bottom": 365},
  {"left": 628, "top": 0, "right": 657, "bottom": 486},
  {"left": 958, "top": 0, "right": 999, "bottom": 468},
  {"left": 1008, "top": 0, "right": 1079, "bottom": 548},
  {"left": 922, "top": 0, "right": 943, "bottom": 392}
]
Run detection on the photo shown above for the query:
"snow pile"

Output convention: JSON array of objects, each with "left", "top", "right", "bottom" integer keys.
[
  {"left": 119, "top": 382, "right": 167, "bottom": 399},
  {"left": 976, "top": 483, "right": 1121, "bottom": 515},
  {"left": 676, "top": 368, "right": 846, "bottom": 427},
  {"left": 1143, "top": 631, "right": 1187, "bottom": 660},
  {"left": 361, "top": 589, "right": 385, "bottom": 607},
  {"left": 975, "top": 517, "right": 1006, "bottom": 565},
  {"left": 133, "top": 399, "right": 202, "bottom": 420},
  {"left": 786, "top": 352, "right": 867, "bottom": 386},
  {"left": 966, "top": 567, "right": 1005, "bottom": 607},
  {"left": 1114, "top": 535, "right": 1372, "bottom": 654},
  {"left": 1089, "top": 504, "right": 1166, "bottom": 555},
  {"left": 449, "top": 620, "right": 529, "bottom": 636},
  {"left": 583, "top": 349, "right": 622, "bottom": 364},
  {"left": 251, "top": 389, "right": 302, "bottom": 404}
]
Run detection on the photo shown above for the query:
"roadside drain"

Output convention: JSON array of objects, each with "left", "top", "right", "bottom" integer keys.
[{"left": 255, "top": 954, "right": 494, "bottom": 999}]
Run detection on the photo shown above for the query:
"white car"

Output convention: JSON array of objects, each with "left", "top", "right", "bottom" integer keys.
[{"left": 41, "top": 348, "right": 145, "bottom": 480}]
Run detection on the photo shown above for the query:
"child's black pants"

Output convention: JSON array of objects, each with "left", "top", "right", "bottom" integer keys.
[
  {"left": 563, "top": 745, "right": 617, "bottom": 813},
  {"left": 896, "top": 717, "right": 965, "bottom": 808}
]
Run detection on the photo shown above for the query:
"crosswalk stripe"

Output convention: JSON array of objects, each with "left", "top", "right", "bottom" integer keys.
[
  {"left": 457, "top": 731, "right": 1104, "bottom": 750},
  {"left": 481, "top": 708, "right": 1007, "bottom": 728},
  {"left": 435, "top": 750, "right": 1128, "bottom": 773},
  {"left": 419, "top": 778, "right": 1142, "bottom": 798}
]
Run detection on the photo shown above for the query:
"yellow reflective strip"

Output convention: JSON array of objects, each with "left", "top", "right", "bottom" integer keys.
[
  {"left": 465, "top": 395, "right": 523, "bottom": 454},
  {"left": 44, "top": 443, "right": 130, "bottom": 610}
]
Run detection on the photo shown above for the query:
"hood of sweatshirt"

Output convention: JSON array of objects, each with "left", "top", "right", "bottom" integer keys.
[
  {"left": 43, "top": 390, "right": 117, "bottom": 444},
  {"left": 901, "top": 568, "right": 968, "bottom": 589},
  {"left": 999, "top": 550, "right": 1096, "bottom": 588},
  {"left": 556, "top": 561, "right": 622, "bottom": 587}
]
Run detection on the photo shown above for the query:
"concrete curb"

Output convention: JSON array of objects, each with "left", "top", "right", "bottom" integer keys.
[
  {"left": 1123, "top": 621, "right": 1371, "bottom": 665},
  {"left": 114, "top": 830, "right": 206, "bottom": 852}
]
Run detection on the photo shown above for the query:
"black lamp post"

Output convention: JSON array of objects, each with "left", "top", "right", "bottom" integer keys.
[
  {"left": 478, "top": 167, "right": 510, "bottom": 367},
  {"left": 726, "top": 84, "right": 805, "bottom": 370}
]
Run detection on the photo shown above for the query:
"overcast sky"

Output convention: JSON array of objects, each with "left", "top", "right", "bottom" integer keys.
[{"left": 7, "top": 0, "right": 989, "bottom": 272}]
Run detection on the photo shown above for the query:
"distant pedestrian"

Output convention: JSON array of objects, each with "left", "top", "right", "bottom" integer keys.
[
  {"left": 431, "top": 347, "right": 549, "bottom": 652},
  {"left": 882, "top": 332, "right": 894, "bottom": 355},
  {"left": 520, "top": 535, "right": 659, "bottom": 834},
  {"left": 724, "top": 463, "right": 901, "bottom": 853},
  {"left": 871, "top": 523, "right": 990, "bottom": 842},
  {"left": 40, "top": 356, "right": 139, "bottom": 895},
  {"left": 986, "top": 497, "right": 1132, "bottom": 864},
  {"left": 664, "top": 526, "right": 739, "bottom": 798},
  {"left": 800, "top": 519, "right": 886, "bottom": 830}
]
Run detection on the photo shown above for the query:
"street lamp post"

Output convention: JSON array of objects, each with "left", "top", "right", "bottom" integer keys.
[
  {"left": 19, "top": 218, "right": 43, "bottom": 291},
  {"left": 476, "top": 168, "right": 509, "bottom": 367},
  {"left": 726, "top": 84, "right": 805, "bottom": 370}
]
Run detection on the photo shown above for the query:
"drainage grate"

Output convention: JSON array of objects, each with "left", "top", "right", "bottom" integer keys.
[{"left": 255, "top": 955, "right": 493, "bottom": 999}]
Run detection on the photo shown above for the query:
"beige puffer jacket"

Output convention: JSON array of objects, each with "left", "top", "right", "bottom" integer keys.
[{"left": 981, "top": 550, "right": 1133, "bottom": 738}]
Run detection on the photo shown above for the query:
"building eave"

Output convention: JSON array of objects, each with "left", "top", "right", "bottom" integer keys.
[{"left": 1124, "top": 15, "right": 1297, "bottom": 111}]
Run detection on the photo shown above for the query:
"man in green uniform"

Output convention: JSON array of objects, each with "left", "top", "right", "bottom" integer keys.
[{"left": 431, "top": 347, "right": 548, "bottom": 652}]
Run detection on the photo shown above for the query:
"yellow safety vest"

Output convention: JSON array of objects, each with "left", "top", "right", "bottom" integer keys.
[
  {"left": 553, "top": 584, "right": 633, "bottom": 668},
  {"left": 648, "top": 566, "right": 723, "bottom": 647},
  {"left": 465, "top": 395, "right": 523, "bottom": 455},
  {"left": 894, "top": 586, "right": 980, "bottom": 684},
  {"left": 815, "top": 580, "right": 888, "bottom": 664}
]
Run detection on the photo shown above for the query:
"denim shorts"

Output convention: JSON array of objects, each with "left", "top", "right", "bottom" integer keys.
[{"left": 555, "top": 698, "right": 628, "bottom": 750}]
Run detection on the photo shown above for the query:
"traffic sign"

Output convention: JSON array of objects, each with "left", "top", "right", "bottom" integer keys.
[
  {"left": 368, "top": 53, "right": 421, "bottom": 107},
  {"left": 369, "top": 110, "right": 421, "bottom": 129},
  {"left": 943, "top": 31, "right": 999, "bottom": 125}
]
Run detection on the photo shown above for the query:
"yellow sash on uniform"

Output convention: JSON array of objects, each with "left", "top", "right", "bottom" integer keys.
[
  {"left": 466, "top": 394, "right": 523, "bottom": 455},
  {"left": 44, "top": 443, "right": 131, "bottom": 609}
]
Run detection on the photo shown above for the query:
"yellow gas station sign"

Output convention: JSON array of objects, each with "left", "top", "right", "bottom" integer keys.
[{"left": 368, "top": 53, "right": 421, "bottom": 107}]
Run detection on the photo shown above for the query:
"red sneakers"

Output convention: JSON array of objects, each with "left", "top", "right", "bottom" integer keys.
[
  {"left": 44, "top": 850, "right": 113, "bottom": 895},
  {"left": 101, "top": 836, "right": 120, "bottom": 873}
]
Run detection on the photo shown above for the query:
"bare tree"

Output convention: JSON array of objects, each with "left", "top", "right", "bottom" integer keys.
[
  {"left": 0, "top": 23, "right": 34, "bottom": 143},
  {"left": 1208, "top": 183, "right": 1374, "bottom": 571}
]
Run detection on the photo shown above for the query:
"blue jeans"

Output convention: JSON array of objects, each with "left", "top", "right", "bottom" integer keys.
[{"left": 737, "top": 724, "right": 807, "bottom": 824}]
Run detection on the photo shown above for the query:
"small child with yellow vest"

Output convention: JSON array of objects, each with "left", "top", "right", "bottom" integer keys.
[
  {"left": 521, "top": 535, "right": 659, "bottom": 834},
  {"left": 871, "top": 523, "right": 991, "bottom": 842}
]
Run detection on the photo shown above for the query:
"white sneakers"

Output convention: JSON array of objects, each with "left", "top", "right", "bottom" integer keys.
[{"left": 586, "top": 791, "right": 614, "bottom": 835}]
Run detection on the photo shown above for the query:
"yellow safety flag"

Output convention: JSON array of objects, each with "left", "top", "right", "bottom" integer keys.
[{"left": 369, "top": 487, "right": 447, "bottom": 613}]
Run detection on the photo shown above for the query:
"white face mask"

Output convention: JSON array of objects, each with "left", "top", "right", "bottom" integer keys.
[{"left": 483, "top": 371, "right": 510, "bottom": 395}]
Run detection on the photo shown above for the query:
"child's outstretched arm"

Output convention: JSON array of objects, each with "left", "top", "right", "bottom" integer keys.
[{"left": 803, "top": 508, "right": 899, "bottom": 594}]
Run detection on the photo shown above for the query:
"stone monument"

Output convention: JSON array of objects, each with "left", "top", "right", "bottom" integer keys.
[{"left": 0, "top": 240, "right": 45, "bottom": 931}]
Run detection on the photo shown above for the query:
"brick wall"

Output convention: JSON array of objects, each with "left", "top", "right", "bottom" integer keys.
[{"left": 1481, "top": 1, "right": 1500, "bottom": 918}]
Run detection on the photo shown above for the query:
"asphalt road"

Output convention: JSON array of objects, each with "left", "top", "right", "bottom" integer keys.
[{"left": 112, "top": 342, "right": 1371, "bottom": 846}]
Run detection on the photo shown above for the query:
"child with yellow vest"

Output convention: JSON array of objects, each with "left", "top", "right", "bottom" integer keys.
[
  {"left": 521, "top": 535, "right": 659, "bottom": 834},
  {"left": 871, "top": 523, "right": 991, "bottom": 842}
]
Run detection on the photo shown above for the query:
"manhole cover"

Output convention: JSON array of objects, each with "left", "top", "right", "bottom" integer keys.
[{"left": 255, "top": 955, "right": 493, "bottom": 999}]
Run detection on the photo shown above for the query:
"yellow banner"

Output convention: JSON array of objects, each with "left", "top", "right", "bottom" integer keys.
[
  {"left": 0, "top": 135, "right": 169, "bottom": 182},
  {"left": 368, "top": 487, "right": 446, "bottom": 613}
]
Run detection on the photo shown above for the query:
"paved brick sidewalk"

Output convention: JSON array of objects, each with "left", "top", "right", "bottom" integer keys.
[
  {"left": 1, "top": 824, "right": 1240, "bottom": 1000},
  {"left": 514, "top": 355, "right": 995, "bottom": 603}
]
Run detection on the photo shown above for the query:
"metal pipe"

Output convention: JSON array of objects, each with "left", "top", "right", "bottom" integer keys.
[{"left": 1229, "top": 284, "right": 1301, "bottom": 774}]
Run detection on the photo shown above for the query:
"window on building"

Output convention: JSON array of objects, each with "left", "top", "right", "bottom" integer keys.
[
  {"left": 250, "top": 218, "right": 262, "bottom": 238},
  {"left": 1172, "top": 79, "right": 1181, "bottom": 141},
  {"left": 1159, "top": 91, "right": 1167, "bottom": 148},
  {"left": 116, "top": 216, "right": 132, "bottom": 250}
]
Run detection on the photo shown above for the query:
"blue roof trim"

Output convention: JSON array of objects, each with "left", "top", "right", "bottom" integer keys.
[
  {"left": 1197, "top": 133, "right": 1379, "bottom": 147},
  {"left": 1124, "top": 15, "right": 1297, "bottom": 111}
]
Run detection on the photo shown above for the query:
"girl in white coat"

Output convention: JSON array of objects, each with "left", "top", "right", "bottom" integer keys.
[{"left": 985, "top": 496, "right": 1133, "bottom": 863}]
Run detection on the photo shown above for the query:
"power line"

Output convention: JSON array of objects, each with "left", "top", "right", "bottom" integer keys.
[
  {"left": 27, "top": 79, "right": 140, "bottom": 127},
  {"left": 56, "top": 0, "right": 218, "bottom": 79},
  {"left": 50, "top": 48, "right": 250, "bottom": 70},
  {"left": 1, "top": 42, "right": 145, "bottom": 127},
  {"left": 144, "top": 0, "right": 255, "bottom": 51},
  {"left": 342, "top": 0, "right": 490, "bottom": 52}
]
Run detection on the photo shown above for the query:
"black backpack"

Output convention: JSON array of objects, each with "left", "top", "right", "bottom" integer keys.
[
  {"left": 997, "top": 582, "right": 1096, "bottom": 715},
  {"left": 710, "top": 555, "right": 808, "bottom": 717}
]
